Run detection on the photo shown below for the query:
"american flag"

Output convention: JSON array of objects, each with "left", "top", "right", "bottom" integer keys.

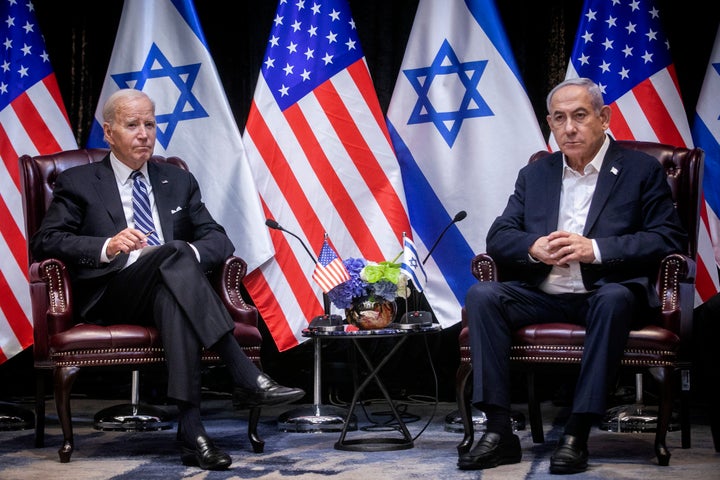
[
  {"left": 312, "top": 238, "right": 350, "bottom": 293},
  {"left": 0, "top": 0, "right": 77, "bottom": 364},
  {"left": 243, "top": 0, "right": 410, "bottom": 351},
  {"left": 564, "top": 0, "right": 719, "bottom": 303}
]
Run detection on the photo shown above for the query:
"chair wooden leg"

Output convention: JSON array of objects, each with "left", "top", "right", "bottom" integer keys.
[
  {"left": 526, "top": 370, "right": 544, "bottom": 443},
  {"left": 679, "top": 367, "right": 691, "bottom": 449},
  {"left": 456, "top": 362, "right": 474, "bottom": 455},
  {"left": 34, "top": 372, "right": 46, "bottom": 448},
  {"left": 248, "top": 406, "right": 264, "bottom": 453},
  {"left": 54, "top": 366, "right": 80, "bottom": 463},
  {"left": 649, "top": 366, "right": 672, "bottom": 466}
]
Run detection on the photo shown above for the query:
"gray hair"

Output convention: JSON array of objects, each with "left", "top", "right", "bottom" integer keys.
[
  {"left": 546, "top": 77, "right": 605, "bottom": 114},
  {"left": 102, "top": 89, "right": 155, "bottom": 124}
]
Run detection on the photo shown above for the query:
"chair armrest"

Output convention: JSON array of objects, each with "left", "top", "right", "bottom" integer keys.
[
  {"left": 470, "top": 253, "right": 498, "bottom": 282},
  {"left": 210, "top": 255, "right": 259, "bottom": 329},
  {"left": 29, "top": 258, "right": 74, "bottom": 363},
  {"left": 655, "top": 253, "right": 696, "bottom": 357}
]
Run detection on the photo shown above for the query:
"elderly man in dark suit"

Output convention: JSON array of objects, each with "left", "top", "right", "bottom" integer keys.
[
  {"left": 30, "top": 88, "right": 304, "bottom": 471},
  {"left": 457, "top": 78, "right": 686, "bottom": 474}
]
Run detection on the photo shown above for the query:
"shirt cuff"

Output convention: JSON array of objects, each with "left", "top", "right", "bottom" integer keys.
[
  {"left": 591, "top": 239, "right": 602, "bottom": 264},
  {"left": 100, "top": 238, "right": 114, "bottom": 263},
  {"left": 188, "top": 242, "right": 200, "bottom": 262}
]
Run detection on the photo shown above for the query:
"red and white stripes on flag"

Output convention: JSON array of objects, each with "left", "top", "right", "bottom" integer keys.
[
  {"left": 564, "top": 0, "right": 719, "bottom": 303},
  {"left": 243, "top": 0, "right": 410, "bottom": 351},
  {"left": 312, "top": 239, "right": 350, "bottom": 294},
  {"left": 0, "top": 1, "right": 78, "bottom": 363}
]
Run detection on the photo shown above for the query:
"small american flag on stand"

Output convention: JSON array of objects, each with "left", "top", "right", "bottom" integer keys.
[{"left": 312, "top": 238, "right": 350, "bottom": 293}]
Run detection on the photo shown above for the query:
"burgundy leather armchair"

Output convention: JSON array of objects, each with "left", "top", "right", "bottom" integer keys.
[
  {"left": 456, "top": 141, "right": 704, "bottom": 466},
  {"left": 20, "top": 148, "right": 265, "bottom": 462}
]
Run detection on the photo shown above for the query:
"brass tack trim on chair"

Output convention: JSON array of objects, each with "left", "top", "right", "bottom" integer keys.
[
  {"left": 44, "top": 264, "right": 67, "bottom": 313},
  {"left": 52, "top": 358, "right": 165, "bottom": 367},
  {"left": 52, "top": 347, "right": 164, "bottom": 357},
  {"left": 659, "top": 258, "right": 680, "bottom": 311}
]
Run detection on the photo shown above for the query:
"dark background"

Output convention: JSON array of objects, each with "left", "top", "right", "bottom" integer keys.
[{"left": 2, "top": 1, "right": 718, "bottom": 408}]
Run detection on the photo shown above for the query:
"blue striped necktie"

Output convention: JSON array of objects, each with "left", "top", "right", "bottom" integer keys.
[{"left": 130, "top": 170, "right": 161, "bottom": 246}]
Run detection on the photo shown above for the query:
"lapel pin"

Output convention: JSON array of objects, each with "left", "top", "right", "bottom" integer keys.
[{"left": 610, "top": 166, "right": 619, "bottom": 176}]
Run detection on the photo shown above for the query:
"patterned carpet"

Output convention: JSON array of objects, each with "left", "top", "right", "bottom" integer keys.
[{"left": 0, "top": 396, "right": 718, "bottom": 480}]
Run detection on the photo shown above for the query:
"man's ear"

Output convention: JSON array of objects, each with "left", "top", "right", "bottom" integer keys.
[{"left": 600, "top": 105, "right": 612, "bottom": 129}]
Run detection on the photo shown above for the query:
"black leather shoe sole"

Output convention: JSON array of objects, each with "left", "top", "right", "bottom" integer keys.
[{"left": 234, "top": 388, "right": 305, "bottom": 407}]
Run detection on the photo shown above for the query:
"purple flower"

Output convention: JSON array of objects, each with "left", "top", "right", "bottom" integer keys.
[{"left": 327, "top": 257, "right": 403, "bottom": 309}]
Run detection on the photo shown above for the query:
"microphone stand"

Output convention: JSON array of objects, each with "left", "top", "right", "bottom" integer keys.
[{"left": 266, "top": 220, "right": 357, "bottom": 433}]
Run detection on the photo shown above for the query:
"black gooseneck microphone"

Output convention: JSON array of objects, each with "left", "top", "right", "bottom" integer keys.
[
  {"left": 265, "top": 218, "right": 318, "bottom": 264},
  {"left": 265, "top": 219, "right": 341, "bottom": 327},
  {"left": 422, "top": 210, "right": 467, "bottom": 265}
]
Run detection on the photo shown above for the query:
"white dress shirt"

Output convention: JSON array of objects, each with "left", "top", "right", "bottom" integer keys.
[{"left": 539, "top": 135, "right": 609, "bottom": 294}]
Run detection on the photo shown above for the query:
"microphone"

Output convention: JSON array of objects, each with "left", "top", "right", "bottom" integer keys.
[
  {"left": 265, "top": 218, "right": 341, "bottom": 327},
  {"left": 422, "top": 210, "right": 467, "bottom": 264},
  {"left": 265, "top": 218, "right": 317, "bottom": 263}
]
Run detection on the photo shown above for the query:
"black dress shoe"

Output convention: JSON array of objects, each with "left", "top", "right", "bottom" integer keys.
[
  {"left": 233, "top": 373, "right": 305, "bottom": 407},
  {"left": 457, "top": 432, "right": 522, "bottom": 470},
  {"left": 180, "top": 435, "right": 231, "bottom": 470},
  {"left": 550, "top": 434, "right": 589, "bottom": 474}
]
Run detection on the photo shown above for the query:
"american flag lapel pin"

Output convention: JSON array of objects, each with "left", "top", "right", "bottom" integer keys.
[{"left": 610, "top": 166, "right": 619, "bottom": 176}]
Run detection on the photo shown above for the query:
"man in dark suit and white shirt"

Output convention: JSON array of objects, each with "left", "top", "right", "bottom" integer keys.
[
  {"left": 458, "top": 78, "right": 687, "bottom": 474},
  {"left": 31, "top": 88, "right": 304, "bottom": 471}
]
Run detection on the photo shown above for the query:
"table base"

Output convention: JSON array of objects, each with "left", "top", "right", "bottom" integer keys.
[
  {"left": 334, "top": 436, "right": 413, "bottom": 452},
  {"left": 277, "top": 404, "right": 357, "bottom": 433}
]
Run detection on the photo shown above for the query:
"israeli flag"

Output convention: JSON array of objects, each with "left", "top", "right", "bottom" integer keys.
[
  {"left": 86, "top": 0, "right": 272, "bottom": 271},
  {"left": 401, "top": 233, "right": 427, "bottom": 293},
  {"left": 386, "top": 0, "right": 546, "bottom": 328},
  {"left": 692, "top": 24, "right": 720, "bottom": 282}
]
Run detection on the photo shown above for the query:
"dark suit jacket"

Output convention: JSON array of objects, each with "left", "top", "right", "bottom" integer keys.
[
  {"left": 30, "top": 155, "right": 234, "bottom": 318},
  {"left": 486, "top": 139, "right": 687, "bottom": 308}
]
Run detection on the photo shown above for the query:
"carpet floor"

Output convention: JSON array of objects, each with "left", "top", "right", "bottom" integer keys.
[{"left": 0, "top": 395, "right": 718, "bottom": 480}]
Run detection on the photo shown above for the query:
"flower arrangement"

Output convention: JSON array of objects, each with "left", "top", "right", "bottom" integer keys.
[{"left": 327, "top": 256, "right": 409, "bottom": 310}]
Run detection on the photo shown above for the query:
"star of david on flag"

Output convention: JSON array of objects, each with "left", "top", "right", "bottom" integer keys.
[
  {"left": 404, "top": 39, "right": 492, "bottom": 147},
  {"left": 86, "top": 0, "right": 272, "bottom": 273}
]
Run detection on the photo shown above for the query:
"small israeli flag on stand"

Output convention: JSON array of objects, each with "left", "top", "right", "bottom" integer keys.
[{"left": 401, "top": 233, "right": 427, "bottom": 293}]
